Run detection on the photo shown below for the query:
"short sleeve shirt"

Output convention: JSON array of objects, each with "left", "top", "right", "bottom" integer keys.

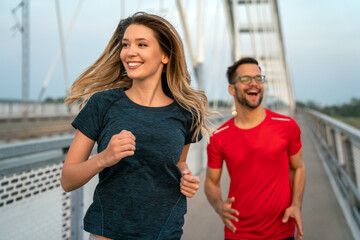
[
  {"left": 72, "top": 88, "right": 201, "bottom": 240},
  {"left": 207, "top": 109, "right": 302, "bottom": 240}
]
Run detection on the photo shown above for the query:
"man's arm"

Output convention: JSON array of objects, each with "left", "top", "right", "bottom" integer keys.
[
  {"left": 205, "top": 167, "right": 239, "bottom": 233},
  {"left": 283, "top": 148, "right": 306, "bottom": 240}
]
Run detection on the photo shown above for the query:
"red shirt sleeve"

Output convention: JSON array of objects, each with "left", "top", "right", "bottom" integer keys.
[
  {"left": 287, "top": 119, "right": 302, "bottom": 156},
  {"left": 207, "top": 134, "right": 224, "bottom": 169}
]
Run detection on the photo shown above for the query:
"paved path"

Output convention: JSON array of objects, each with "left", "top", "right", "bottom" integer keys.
[{"left": 182, "top": 113, "right": 354, "bottom": 240}]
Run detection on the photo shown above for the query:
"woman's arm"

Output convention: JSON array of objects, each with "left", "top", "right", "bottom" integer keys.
[
  {"left": 61, "top": 129, "right": 136, "bottom": 192},
  {"left": 61, "top": 130, "right": 102, "bottom": 192},
  {"left": 177, "top": 144, "right": 200, "bottom": 198}
]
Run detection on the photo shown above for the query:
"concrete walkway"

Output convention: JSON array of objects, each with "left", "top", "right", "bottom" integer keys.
[{"left": 182, "top": 113, "right": 354, "bottom": 240}]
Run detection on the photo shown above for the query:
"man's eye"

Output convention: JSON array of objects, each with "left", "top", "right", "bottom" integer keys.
[{"left": 240, "top": 77, "right": 251, "bottom": 82}]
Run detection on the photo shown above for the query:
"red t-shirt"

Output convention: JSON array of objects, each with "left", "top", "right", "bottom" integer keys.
[{"left": 207, "top": 109, "right": 302, "bottom": 240}]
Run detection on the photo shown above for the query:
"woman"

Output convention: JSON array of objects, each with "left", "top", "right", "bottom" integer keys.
[{"left": 61, "top": 12, "right": 210, "bottom": 240}]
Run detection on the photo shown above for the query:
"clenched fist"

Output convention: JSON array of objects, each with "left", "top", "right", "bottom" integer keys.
[{"left": 99, "top": 130, "right": 136, "bottom": 168}]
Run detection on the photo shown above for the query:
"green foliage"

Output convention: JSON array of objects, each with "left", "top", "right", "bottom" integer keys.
[
  {"left": 44, "top": 96, "right": 66, "bottom": 103},
  {"left": 297, "top": 98, "right": 360, "bottom": 117},
  {"left": 332, "top": 116, "right": 360, "bottom": 129},
  {"left": 295, "top": 101, "right": 306, "bottom": 108},
  {"left": 297, "top": 98, "right": 360, "bottom": 129},
  {"left": 322, "top": 98, "right": 360, "bottom": 117}
]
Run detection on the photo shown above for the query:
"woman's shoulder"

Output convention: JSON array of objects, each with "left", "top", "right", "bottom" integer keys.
[
  {"left": 88, "top": 88, "right": 123, "bottom": 104},
  {"left": 173, "top": 102, "right": 195, "bottom": 118},
  {"left": 83, "top": 88, "right": 123, "bottom": 110},
  {"left": 91, "top": 88, "right": 122, "bottom": 99}
]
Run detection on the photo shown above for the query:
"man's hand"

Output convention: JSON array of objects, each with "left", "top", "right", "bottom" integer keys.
[
  {"left": 180, "top": 169, "right": 200, "bottom": 198},
  {"left": 282, "top": 205, "right": 303, "bottom": 240},
  {"left": 218, "top": 197, "right": 239, "bottom": 233}
]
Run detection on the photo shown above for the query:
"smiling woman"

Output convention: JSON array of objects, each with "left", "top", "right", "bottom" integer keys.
[
  {"left": 120, "top": 24, "right": 169, "bottom": 94},
  {"left": 61, "top": 12, "right": 211, "bottom": 240}
]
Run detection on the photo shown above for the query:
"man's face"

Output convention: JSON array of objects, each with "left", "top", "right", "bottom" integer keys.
[{"left": 229, "top": 63, "right": 264, "bottom": 109}]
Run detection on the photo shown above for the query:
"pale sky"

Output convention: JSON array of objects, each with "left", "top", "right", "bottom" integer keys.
[
  {"left": 0, "top": 0, "right": 359, "bottom": 107},
  {"left": 278, "top": 0, "right": 360, "bottom": 106}
]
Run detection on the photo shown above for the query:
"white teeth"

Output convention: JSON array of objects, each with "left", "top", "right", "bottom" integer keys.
[{"left": 128, "top": 62, "right": 142, "bottom": 67}]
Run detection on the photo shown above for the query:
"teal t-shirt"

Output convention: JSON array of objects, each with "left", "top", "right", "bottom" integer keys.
[{"left": 72, "top": 88, "right": 201, "bottom": 240}]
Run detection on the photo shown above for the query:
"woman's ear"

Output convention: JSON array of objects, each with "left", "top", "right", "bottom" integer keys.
[{"left": 162, "top": 55, "right": 169, "bottom": 64}]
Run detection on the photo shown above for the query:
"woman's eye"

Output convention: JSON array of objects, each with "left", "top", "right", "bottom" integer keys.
[
  {"left": 122, "top": 43, "right": 129, "bottom": 47},
  {"left": 139, "top": 43, "right": 147, "bottom": 47}
]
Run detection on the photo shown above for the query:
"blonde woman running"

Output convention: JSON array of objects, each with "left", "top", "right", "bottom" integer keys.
[{"left": 61, "top": 12, "right": 210, "bottom": 240}]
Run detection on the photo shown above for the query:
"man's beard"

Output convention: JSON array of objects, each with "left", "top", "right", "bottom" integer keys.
[{"left": 234, "top": 85, "right": 263, "bottom": 109}]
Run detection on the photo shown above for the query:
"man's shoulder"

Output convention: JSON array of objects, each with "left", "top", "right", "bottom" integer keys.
[
  {"left": 212, "top": 117, "right": 234, "bottom": 136},
  {"left": 265, "top": 109, "right": 300, "bottom": 131},
  {"left": 266, "top": 109, "right": 296, "bottom": 122}
]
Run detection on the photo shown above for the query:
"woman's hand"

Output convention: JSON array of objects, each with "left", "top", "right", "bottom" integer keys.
[
  {"left": 99, "top": 130, "right": 136, "bottom": 168},
  {"left": 180, "top": 169, "right": 200, "bottom": 198}
]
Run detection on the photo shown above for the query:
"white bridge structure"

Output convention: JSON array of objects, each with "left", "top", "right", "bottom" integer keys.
[{"left": 0, "top": 1, "right": 359, "bottom": 240}]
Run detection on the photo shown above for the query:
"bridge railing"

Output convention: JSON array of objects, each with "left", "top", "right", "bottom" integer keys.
[
  {"left": 0, "top": 102, "right": 79, "bottom": 117},
  {"left": 0, "top": 112, "right": 229, "bottom": 240},
  {"left": 303, "top": 108, "right": 360, "bottom": 229},
  {"left": 0, "top": 136, "right": 80, "bottom": 239}
]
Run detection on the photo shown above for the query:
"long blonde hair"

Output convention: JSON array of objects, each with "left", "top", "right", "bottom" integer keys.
[{"left": 65, "top": 12, "right": 210, "bottom": 140}]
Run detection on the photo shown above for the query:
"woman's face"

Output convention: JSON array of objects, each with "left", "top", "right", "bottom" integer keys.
[{"left": 120, "top": 24, "right": 169, "bottom": 82}]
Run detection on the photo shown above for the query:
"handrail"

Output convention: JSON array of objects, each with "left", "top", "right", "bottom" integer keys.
[
  {"left": 0, "top": 136, "right": 73, "bottom": 160},
  {"left": 303, "top": 108, "right": 360, "bottom": 231},
  {"left": 306, "top": 109, "right": 360, "bottom": 143},
  {"left": 0, "top": 113, "right": 230, "bottom": 239}
]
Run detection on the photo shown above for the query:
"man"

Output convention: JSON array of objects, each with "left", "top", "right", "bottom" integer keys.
[{"left": 205, "top": 57, "right": 305, "bottom": 240}]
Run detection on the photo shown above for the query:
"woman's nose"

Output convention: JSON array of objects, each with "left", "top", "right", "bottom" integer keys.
[{"left": 126, "top": 46, "right": 138, "bottom": 57}]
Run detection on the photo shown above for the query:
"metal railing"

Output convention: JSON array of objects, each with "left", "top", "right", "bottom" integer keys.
[
  {"left": 0, "top": 112, "right": 230, "bottom": 240},
  {"left": 0, "top": 136, "right": 73, "bottom": 239},
  {"left": 303, "top": 109, "right": 360, "bottom": 230},
  {"left": 0, "top": 115, "right": 76, "bottom": 143},
  {"left": 0, "top": 102, "right": 80, "bottom": 117},
  {"left": 5, "top": 108, "right": 359, "bottom": 239}
]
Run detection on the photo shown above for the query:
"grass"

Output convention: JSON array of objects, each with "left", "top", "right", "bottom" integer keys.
[{"left": 332, "top": 116, "right": 360, "bottom": 129}]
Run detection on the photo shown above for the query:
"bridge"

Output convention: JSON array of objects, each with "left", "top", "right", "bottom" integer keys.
[{"left": 0, "top": 1, "right": 359, "bottom": 240}]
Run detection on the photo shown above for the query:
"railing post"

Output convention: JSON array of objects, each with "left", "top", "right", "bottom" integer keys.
[
  {"left": 61, "top": 146, "right": 84, "bottom": 240},
  {"left": 344, "top": 139, "right": 357, "bottom": 205},
  {"left": 343, "top": 138, "right": 356, "bottom": 186},
  {"left": 344, "top": 139, "right": 360, "bottom": 228},
  {"left": 334, "top": 130, "right": 346, "bottom": 166},
  {"left": 71, "top": 187, "right": 84, "bottom": 240}
]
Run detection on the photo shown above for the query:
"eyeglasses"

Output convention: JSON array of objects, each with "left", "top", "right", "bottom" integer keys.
[{"left": 234, "top": 75, "right": 265, "bottom": 85}]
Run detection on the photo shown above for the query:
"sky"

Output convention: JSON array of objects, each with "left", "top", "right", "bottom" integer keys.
[{"left": 0, "top": 0, "right": 359, "bottom": 107}]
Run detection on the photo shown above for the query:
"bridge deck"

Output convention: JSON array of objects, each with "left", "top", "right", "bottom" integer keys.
[{"left": 182, "top": 113, "right": 354, "bottom": 240}]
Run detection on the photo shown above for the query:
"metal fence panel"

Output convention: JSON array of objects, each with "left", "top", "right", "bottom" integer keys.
[
  {"left": 0, "top": 162, "right": 71, "bottom": 240},
  {"left": 0, "top": 114, "right": 228, "bottom": 239}
]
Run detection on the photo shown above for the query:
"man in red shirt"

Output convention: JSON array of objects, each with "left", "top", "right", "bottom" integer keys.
[{"left": 205, "top": 57, "right": 306, "bottom": 240}]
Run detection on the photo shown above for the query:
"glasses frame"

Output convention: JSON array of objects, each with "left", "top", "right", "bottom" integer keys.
[{"left": 233, "top": 75, "right": 266, "bottom": 85}]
